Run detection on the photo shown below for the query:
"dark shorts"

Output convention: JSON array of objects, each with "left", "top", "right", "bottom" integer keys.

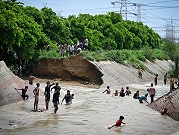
[
  {"left": 45, "top": 95, "right": 50, "bottom": 102},
  {"left": 29, "top": 82, "right": 33, "bottom": 85},
  {"left": 22, "top": 95, "right": 25, "bottom": 100},
  {"left": 54, "top": 101, "right": 58, "bottom": 108},
  {"left": 66, "top": 100, "right": 71, "bottom": 104}
]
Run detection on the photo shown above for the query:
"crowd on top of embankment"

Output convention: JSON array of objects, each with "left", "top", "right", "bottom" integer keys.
[{"left": 46, "top": 38, "right": 88, "bottom": 57}]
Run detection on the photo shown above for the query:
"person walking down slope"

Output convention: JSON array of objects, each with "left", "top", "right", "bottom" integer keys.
[{"left": 138, "top": 68, "right": 143, "bottom": 79}]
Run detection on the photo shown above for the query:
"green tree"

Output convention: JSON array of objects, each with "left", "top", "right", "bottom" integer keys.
[{"left": 0, "top": 0, "right": 45, "bottom": 73}]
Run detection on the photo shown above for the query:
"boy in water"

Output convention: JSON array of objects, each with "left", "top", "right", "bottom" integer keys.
[
  {"left": 139, "top": 93, "right": 149, "bottom": 104},
  {"left": 61, "top": 90, "right": 74, "bottom": 105},
  {"left": 51, "top": 82, "right": 61, "bottom": 107},
  {"left": 33, "top": 83, "right": 40, "bottom": 111},
  {"left": 112, "top": 90, "right": 119, "bottom": 96},
  {"left": 15, "top": 86, "right": 29, "bottom": 100},
  {"left": 133, "top": 91, "right": 139, "bottom": 99},
  {"left": 44, "top": 81, "right": 54, "bottom": 110},
  {"left": 102, "top": 86, "right": 111, "bottom": 94},
  {"left": 53, "top": 87, "right": 61, "bottom": 113},
  {"left": 108, "top": 116, "right": 126, "bottom": 129},
  {"left": 125, "top": 86, "right": 131, "bottom": 96},
  {"left": 119, "top": 87, "right": 125, "bottom": 97}
]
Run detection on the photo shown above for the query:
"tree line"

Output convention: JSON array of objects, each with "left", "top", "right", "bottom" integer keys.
[{"left": 0, "top": 0, "right": 178, "bottom": 75}]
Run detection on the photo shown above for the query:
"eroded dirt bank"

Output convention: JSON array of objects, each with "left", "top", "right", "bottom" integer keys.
[{"left": 32, "top": 54, "right": 103, "bottom": 85}]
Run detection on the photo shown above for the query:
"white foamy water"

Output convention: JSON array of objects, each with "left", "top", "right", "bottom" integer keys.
[{"left": 0, "top": 80, "right": 179, "bottom": 135}]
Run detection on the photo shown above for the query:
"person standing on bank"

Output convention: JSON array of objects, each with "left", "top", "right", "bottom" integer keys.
[
  {"left": 33, "top": 83, "right": 40, "bottom": 111},
  {"left": 164, "top": 73, "right": 167, "bottom": 85},
  {"left": 15, "top": 86, "right": 29, "bottom": 100},
  {"left": 44, "top": 81, "right": 54, "bottom": 110},
  {"left": 154, "top": 74, "right": 158, "bottom": 86},
  {"left": 170, "top": 75, "right": 175, "bottom": 92},
  {"left": 149, "top": 83, "right": 155, "bottom": 103}
]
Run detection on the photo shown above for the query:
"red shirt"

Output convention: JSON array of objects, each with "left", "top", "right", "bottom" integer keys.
[{"left": 116, "top": 120, "right": 122, "bottom": 126}]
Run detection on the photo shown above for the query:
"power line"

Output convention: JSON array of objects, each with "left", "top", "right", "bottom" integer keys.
[{"left": 146, "top": 0, "right": 179, "bottom": 5}]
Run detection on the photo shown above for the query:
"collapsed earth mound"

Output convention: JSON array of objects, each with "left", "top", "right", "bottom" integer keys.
[
  {"left": 32, "top": 54, "right": 103, "bottom": 85},
  {"left": 0, "top": 61, "right": 36, "bottom": 106}
]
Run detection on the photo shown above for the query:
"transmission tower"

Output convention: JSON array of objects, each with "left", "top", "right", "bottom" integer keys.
[
  {"left": 133, "top": 3, "right": 142, "bottom": 22},
  {"left": 166, "top": 18, "right": 176, "bottom": 43},
  {"left": 111, "top": 0, "right": 128, "bottom": 20}
]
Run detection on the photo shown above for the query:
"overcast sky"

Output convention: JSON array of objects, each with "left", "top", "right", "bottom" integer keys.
[{"left": 19, "top": 0, "right": 179, "bottom": 40}]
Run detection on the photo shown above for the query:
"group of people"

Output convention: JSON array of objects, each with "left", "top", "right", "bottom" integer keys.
[
  {"left": 55, "top": 38, "right": 88, "bottom": 57},
  {"left": 15, "top": 73, "right": 74, "bottom": 113},
  {"left": 105, "top": 82, "right": 172, "bottom": 129},
  {"left": 102, "top": 83, "right": 155, "bottom": 104},
  {"left": 102, "top": 86, "right": 132, "bottom": 97},
  {"left": 133, "top": 83, "right": 156, "bottom": 104}
]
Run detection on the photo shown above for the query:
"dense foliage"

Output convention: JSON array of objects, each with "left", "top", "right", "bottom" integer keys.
[{"left": 0, "top": 0, "right": 178, "bottom": 75}]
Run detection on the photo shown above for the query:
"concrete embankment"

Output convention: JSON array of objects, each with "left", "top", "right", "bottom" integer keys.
[{"left": 0, "top": 61, "right": 36, "bottom": 106}]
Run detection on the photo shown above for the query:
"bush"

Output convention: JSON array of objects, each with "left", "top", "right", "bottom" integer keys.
[
  {"left": 39, "top": 50, "right": 61, "bottom": 59},
  {"left": 127, "top": 56, "right": 146, "bottom": 69},
  {"left": 153, "top": 49, "right": 169, "bottom": 60},
  {"left": 142, "top": 46, "right": 156, "bottom": 62}
]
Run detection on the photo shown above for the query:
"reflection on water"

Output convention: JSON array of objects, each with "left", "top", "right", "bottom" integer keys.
[{"left": 0, "top": 81, "right": 179, "bottom": 135}]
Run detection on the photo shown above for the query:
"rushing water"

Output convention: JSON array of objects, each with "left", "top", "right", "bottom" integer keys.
[{"left": 0, "top": 80, "right": 179, "bottom": 135}]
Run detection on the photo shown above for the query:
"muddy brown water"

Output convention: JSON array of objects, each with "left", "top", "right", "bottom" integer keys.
[{"left": 0, "top": 78, "right": 179, "bottom": 135}]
